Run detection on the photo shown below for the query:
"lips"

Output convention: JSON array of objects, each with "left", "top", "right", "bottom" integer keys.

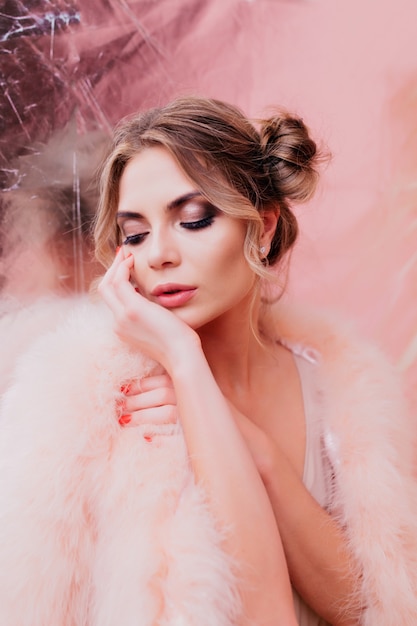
[{"left": 151, "top": 283, "right": 197, "bottom": 308}]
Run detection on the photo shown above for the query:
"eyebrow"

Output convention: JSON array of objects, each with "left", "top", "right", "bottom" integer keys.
[{"left": 116, "top": 191, "right": 202, "bottom": 220}]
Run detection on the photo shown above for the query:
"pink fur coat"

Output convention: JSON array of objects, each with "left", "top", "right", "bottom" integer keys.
[{"left": 0, "top": 297, "right": 417, "bottom": 625}]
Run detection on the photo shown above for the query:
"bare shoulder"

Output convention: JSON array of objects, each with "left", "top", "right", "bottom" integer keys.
[
  {"left": 263, "top": 299, "right": 400, "bottom": 379},
  {"left": 262, "top": 298, "right": 413, "bottom": 431}
]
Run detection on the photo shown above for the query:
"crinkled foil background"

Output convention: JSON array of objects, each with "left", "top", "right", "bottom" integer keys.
[{"left": 1, "top": 0, "right": 416, "bottom": 408}]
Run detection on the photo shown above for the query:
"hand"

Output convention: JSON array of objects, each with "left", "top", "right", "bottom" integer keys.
[
  {"left": 118, "top": 374, "right": 178, "bottom": 431},
  {"left": 98, "top": 248, "right": 199, "bottom": 371}
]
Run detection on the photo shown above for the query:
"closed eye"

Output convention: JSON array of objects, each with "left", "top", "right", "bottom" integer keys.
[
  {"left": 180, "top": 215, "right": 215, "bottom": 230},
  {"left": 123, "top": 233, "right": 148, "bottom": 246}
]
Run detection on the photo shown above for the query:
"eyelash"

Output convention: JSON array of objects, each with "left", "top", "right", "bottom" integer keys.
[
  {"left": 122, "top": 233, "right": 147, "bottom": 246},
  {"left": 122, "top": 215, "right": 215, "bottom": 246},
  {"left": 180, "top": 215, "right": 215, "bottom": 230}
]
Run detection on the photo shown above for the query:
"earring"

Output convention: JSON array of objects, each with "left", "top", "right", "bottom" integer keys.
[{"left": 260, "top": 246, "right": 266, "bottom": 255}]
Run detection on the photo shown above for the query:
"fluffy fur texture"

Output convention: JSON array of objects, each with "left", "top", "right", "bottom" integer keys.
[
  {"left": 0, "top": 299, "right": 240, "bottom": 626},
  {"left": 1, "top": 297, "right": 417, "bottom": 625},
  {"left": 265, "top": 302, "right": 417, "bottom": 625}
]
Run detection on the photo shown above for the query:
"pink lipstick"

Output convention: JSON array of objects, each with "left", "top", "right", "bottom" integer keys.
[{"left": 151, "top": 284, "right": 197, "bottom": 308}]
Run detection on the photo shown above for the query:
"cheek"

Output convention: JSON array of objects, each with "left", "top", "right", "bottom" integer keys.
[
  {"left": 206, "top": 226, "right": 246, "bottom": 267},
  {"left": 219, "top": 242, "right": 251, "bottom": 276},
  {"left": 209, "top": 247, "right": 255, "bottom": 294}
]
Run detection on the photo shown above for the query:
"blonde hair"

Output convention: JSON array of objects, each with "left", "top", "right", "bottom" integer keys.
[{"left": 94, "top": 96, "right": 321, "bottom": 279}]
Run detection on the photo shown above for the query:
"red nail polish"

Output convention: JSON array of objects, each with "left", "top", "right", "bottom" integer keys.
[
  {"left": 119, "top": 414, "right": 132, "bottom": 425},
  {"left": 144, "top": 435, "right": 152, "bottom": 443},
  {"left": 120, "top": 384, "right": 131, "bottom": 394}
]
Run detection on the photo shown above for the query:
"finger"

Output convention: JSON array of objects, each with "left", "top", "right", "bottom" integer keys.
[
  {"left": 140, "top": 375, "right": 174, "bottom": 393},
  {"left": 99, "top": 254, "right": 135, "bottom": 316},
  {"left": 98, "top": 247, "right": 126, "bottom": 290},
  {"left": 110, "top": 257, "right": 145, "bottom": 317},
  {"left": 123, "top": 387, "right": 176, "bottom": 413},
  {"left": 121, "top": 375, "right": 174, "bottom": 396},
  {"left": 112, "top": 253, "right": 134, "bottom": 289},
  {"left": 98, "top": 253, "right": 126, "bottom": 310},
  {"left": 122, "top": 405, "right": 178, "bottom": 427},
  {"left": 103, "top": 254, "right": 133, "bottom": 297}
]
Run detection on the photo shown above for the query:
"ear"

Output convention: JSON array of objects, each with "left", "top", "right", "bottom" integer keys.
[{"left": 260, "top": 205, "right": 280, "bottom": 252}]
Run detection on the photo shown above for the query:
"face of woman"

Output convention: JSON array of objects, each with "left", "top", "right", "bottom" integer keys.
[{"left": 116, "top": 147, "right": 257, "bottom": 330}]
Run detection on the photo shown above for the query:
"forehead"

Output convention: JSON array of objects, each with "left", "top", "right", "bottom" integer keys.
[
  {"left": 118, "top": 148, "right": 198, "bottom": 216},
  {"left": 120, "top": 147, "right": 194, "bottom": 197}
]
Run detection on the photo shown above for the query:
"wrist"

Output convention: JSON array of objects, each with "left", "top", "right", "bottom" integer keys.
[{"left": 162, "top": 329, "right": 203, "bottom": 378}]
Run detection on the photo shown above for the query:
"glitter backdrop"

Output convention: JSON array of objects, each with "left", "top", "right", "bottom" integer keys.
[{"left": 1, "top": 0, "right": 416, "bottom": 407}]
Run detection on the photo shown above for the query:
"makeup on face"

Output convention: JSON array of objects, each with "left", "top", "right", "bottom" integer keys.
[
  {"left": 116, "top": 192, "right": 219, "bottom": 247},
  {"left": 114, "top": 147, "right": 254, "bottom": 331}
]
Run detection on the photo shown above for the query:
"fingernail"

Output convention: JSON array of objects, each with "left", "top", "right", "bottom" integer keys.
[
  {"left": 115, "top": 246, "right": 121, "bottom": 254},
  {"left": 144, "top": 435, "right": 153, "bottom": 443},
  {"left": 119, "top": 414, "right": 132, "bottom": 425},
  {"left": 120, "top": 384, "right": 131, "bottom": 394}
]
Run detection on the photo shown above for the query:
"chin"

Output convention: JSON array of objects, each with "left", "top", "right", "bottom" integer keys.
[{"left": 170, "top": 308, "right": 212, "bottom": 331}]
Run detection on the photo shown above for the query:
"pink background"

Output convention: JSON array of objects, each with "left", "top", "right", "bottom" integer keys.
[{"left": 2, "top": 0, "right": 417, "bottom": 406}]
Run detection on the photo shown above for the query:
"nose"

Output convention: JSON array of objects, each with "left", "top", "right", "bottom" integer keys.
[{"left": 147, "top": 226, "right": 181, "bottom": 269}]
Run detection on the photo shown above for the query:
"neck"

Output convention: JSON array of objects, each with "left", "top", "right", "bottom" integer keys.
[{"left": 196, "top": 293, "right": 272, "bottom": 396}]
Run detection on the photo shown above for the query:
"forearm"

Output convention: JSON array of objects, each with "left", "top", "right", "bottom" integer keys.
[
  {"left": 262, "top": 451, "right": 362, "bottom": 625},
  {"left": 167, "top": 343, "right": 297, "bottom": 625}
]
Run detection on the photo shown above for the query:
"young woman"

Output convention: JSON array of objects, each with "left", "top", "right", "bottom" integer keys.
[{"left": 1, "top": 97, "right": 417, "bottom": 626}]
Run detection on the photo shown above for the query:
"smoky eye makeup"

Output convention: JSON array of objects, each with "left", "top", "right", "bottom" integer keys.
[
  {"left": 178, "top": 200, "right": 219, "bottom": 229},
  {"left": 116, "top": 196, "right": 220, "bottom": 246},
  {"left": 122, "top": 232, "right": 147, "bottom": 246},
  {"left": 117, "top": 217, "right": 149, "bottom": 246}
]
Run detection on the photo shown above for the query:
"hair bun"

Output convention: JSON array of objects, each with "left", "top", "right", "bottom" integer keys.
[{"left": 259, "top": 113, "right": 321, "bottom": 203}]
